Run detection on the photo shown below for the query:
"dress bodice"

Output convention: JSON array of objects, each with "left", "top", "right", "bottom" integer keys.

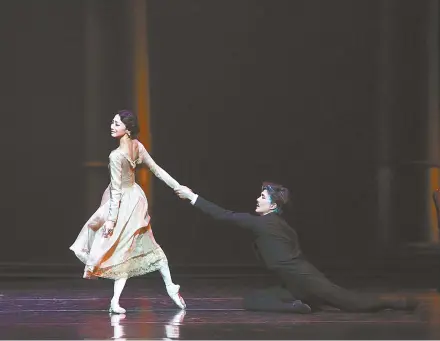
[
  {"left": 106, "top": 141, "right": 180, "bottom": 222},
  {"left": 111, "top": 150, "right": 140, "bottom": 189}
]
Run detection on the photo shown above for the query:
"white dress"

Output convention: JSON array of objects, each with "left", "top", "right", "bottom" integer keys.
[{"left": 70, "top": 141, "right": 180, "bottom": 279}]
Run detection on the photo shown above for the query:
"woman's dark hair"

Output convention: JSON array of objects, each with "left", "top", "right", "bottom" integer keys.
[
  {"left": 117, "top": 110, "right": 140, "bottom": 139},
  {"left": 262, "top": 181, "right": 290, "bottom": 214}
]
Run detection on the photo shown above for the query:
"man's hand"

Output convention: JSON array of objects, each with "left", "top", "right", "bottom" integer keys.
[
  {"left": 102, "top": 220, "right": 115, "bottom": 238},
  {"left": 175, "top": 185, "right": 197, "bottom": 201}
]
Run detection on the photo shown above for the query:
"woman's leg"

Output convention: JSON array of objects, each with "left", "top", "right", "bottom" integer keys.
[
  {"left": 159, "top": 260, "right": 186, "bottom": 309},
  {"left": 110, "top": 277, "right": 128, "bottom": 314}
]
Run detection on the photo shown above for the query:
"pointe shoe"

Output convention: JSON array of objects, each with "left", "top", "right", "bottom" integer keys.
[
  {"left": 166, "top": 284, "right": 186, "bottom": 309},
  {"left": 109, "top": 301, "right": 126, "bottom": 314}
]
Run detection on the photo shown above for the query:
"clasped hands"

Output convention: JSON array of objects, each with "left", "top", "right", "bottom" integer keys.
[{"left": 175, "top": 185, "right": 196, "bottom": 201}]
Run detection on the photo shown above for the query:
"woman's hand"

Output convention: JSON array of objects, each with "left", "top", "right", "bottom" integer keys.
[
  {"left": 102, "top": 220, "right": 115, "bottom": 238},
  {"left": 175, "top": 185, "right": 196, "bottom": 201}
]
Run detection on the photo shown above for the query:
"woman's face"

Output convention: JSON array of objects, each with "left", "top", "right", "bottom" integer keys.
[{"left": 110, "top": 114, "right": 128, "bottom": 139}]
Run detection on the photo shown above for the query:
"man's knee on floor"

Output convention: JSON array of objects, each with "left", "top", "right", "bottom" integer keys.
[{"left": 242, "top": 291, "right": 264, "bottom": 308}]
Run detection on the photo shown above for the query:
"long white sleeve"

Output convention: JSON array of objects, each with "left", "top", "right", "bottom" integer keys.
[{"left": 138, "top": 142, "right": 180, "bottom": 190}]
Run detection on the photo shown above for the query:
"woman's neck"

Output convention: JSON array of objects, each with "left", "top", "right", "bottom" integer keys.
[{"left": 118, "top": 134, "right": 131, "bottom": 147}]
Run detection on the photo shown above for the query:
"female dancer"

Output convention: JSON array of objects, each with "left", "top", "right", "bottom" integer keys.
[{"left": 70, "top": 110, "right": 186, "bottom": 313}]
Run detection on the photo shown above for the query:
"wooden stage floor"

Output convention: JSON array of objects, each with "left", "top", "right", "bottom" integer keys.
[{"left": 0, "top": 277, "right": 438, "bottom": 340}]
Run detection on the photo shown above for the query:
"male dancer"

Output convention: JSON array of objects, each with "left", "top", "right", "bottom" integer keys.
[{"left": 175, "top": 182, "right": 418, "bottom": 313}]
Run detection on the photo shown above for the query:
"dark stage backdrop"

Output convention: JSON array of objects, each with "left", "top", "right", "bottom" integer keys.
[
  {"left": 1, "top": 1, "right": 86, "bottom": 266},
  {"left": 0, "top": 0, "right": 436, "bottom": 276},
  {"left": 146, "top": 0, "right": 382, "bottom": 266}
]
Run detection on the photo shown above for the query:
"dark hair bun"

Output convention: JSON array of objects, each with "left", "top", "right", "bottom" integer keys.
[{"left": 117, "top": 110, "right": 140, "bottom": 139}]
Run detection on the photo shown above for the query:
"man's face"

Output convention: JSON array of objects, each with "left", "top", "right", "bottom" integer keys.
[{"left": 255, "top": 189, "right": 277, "bottom": 215}]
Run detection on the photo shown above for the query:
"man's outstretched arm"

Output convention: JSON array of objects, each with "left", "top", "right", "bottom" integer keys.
[{"left": 175, "top": 186, "right": 260, "bottom": 230}]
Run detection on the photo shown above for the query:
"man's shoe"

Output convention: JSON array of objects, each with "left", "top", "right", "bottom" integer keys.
[
  {"left": 404, "top": 297, "right": 419, "bottom": 311},
  {"left": 292, "top": 300, "right": 312, "bottom": 314}
]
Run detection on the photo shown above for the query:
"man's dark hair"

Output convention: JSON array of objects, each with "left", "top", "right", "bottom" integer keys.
[{"left": 262, "top": 181, "right": 290, "bottom": 214}]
